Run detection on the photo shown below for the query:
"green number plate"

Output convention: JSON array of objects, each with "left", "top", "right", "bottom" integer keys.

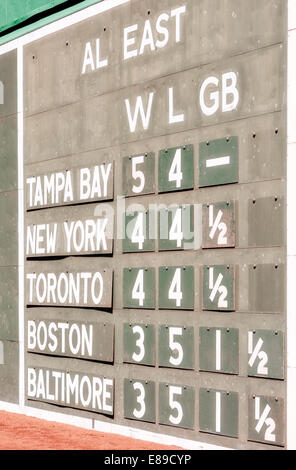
[
  {"left": 123, "top": 268, "right": 155, "bottom": 309},
  {"left": 159, "top": 383, "right": 195, "bottom": 429},
  {"left": 248, "top": 396, "right": 284, "bottom": 446},
  {"left": 199, "top": 327, "right": 239, "bottom": 374},
  {"left": 202, "top": 265, "right": 235, "bottom": 311},
  {"left": 248, "top": 330, "right": 284, "bottom": 380},
  {"left": 124, "top": 379, "right": 156, "bottom": 423},
  {"left": 199, "top": 137, "right": 238, "bottom": 187},
  {"left": 158, "top": 266, "right": 194, "bottom": 310},
  {"left": 158, "top": 145, "right": 194, "bottom": 193},
  {"left": 158, "top": 205, "right": 194, "bottom": 251},
  {"left": 122, "top": 153, "right": 155, "bottom": 197},
  {"left": 123, "top": 324, "right": 155, "bottom": 366},
  {"left": 199, "top": 388, "right": 239, "bottom": 438},
  {"left": 202, "top": 201, "right": 236, "bottom": 249},
  {"left": 123, "top": 210, "right": 155, "bottom": 253},
  {"left": 158, "top": 325, "right": 194, "bottom": 370}
]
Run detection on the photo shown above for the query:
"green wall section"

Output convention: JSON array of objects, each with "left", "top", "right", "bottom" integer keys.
[
  {"left": 0, "top": 1, "right": 104, "bottom": 45},
  {"left": 0, "top": 0, "right": 69, "bottom": 32}
]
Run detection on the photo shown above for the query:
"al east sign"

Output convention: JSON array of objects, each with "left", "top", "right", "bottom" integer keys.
[{"left": 1, "top": 0, "right": 296, "bottom": 450}]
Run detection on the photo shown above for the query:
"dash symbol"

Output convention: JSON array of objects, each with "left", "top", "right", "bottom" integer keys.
[{"left": 206, "top": 156, "right": 230, "bottom": 168}]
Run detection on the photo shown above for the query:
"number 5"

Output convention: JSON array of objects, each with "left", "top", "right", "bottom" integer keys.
[
  {"left": 169, "top": 328, "right": 183, "bottom": 366},
  {"left": 132, "top": 156, "right": 145, "bottom": 194},
  {"left": 169, "top": 386, "right": 183, "bottom": 425}
]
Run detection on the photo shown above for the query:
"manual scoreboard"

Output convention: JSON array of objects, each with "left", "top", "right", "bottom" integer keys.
[{"left": 0, "top": 0, "right": 290, "bottom": 450}]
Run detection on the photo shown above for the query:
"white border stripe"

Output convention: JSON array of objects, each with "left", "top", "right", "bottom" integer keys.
[
  {"left": 0, "top": 402, "right": 230, "bottom": 450},
  {"left": 287, "top": 0, "right": 296, "bottom": 451},
  {"left": 0, "top": 0, "right": 130, "bottom": 55},
  {"left": 17, "top": 45, "right": 25, "bottom": 411}
]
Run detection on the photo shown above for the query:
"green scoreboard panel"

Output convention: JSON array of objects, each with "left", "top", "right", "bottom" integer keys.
[{"left": 0, "top": 0, "right": 289, "bottom": 451}]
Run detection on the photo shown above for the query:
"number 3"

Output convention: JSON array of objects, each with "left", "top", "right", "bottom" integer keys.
[
  {"left": 133, "top": 382, "right": 146, "bottom": 419},
  {"left": 132, "top": 326, "right": 145, "bottom": 362}
]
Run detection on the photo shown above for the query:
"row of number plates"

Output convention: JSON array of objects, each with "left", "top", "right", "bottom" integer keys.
[
  {"left": 123, "top": 265, "right": 235, "bottom": 311},
  {"left": 123, "top": 202, "right": 235, "bottom": 252},
  {"left": 123, "top": 138, "right": 238, "bottom": 196},
  {"left": 124, "top": 381, "right": 284, "bottom": 446},
  {"left": 123, "top": 325, "right": 283, "bottom": 379}
]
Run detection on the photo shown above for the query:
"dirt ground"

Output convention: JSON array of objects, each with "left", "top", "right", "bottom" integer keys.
[{"left": 0, "top": 411, "right": 182, "bottom": 450}]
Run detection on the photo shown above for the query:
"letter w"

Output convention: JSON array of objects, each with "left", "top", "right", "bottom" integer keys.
[{"left": 125, "top": 93, "right": 154, "bottom": 133}]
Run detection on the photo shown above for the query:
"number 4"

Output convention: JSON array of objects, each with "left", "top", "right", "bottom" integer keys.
[
  {"left": 169, "top": 148, "right": 183, "bottom": 188},
  {"left": 169, "top": 268, "right": 183, "bottom": 307},
  {"left": 131, "top": 213, "right": 145, "bottom": 250},
  {"left": 169, "top": 208, "right": 183, "bottom": 248},
  {"left": 132, "top": 270, "right": 145, "bottom": 306}
]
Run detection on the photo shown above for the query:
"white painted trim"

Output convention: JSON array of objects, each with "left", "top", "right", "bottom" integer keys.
[
  {"left": 0, "top": 401, "right": 92, "bottom": 430},
  {"left": 93, "top": 420, "right": 230, "bottom": 451},
  {"left": 17, "top": 45, "right": 25, "bottom": 411},
  {"left": 287, "top": 0, "right": 296, "bottom": 451},
  {"left": 0, "top": 402, "right": 230, "bottom": 450},
  {"left": 0, "top": 0, "right": 130, "bottom": 55}
]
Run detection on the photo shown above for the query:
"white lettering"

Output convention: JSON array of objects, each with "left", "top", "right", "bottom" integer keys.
[
  {"left": 124, "top": 24, "right": 138, "bottom": 60},
  {"left": 155, "top": 13, "right": 169, "bottom": 49},
  {"left": 125, "top": 93, "right": 154, "bottom": 133},
  {"left": 28, "top": 368, "right": 114, "bottom": 413},
  {"left": 171, "top": 6, "right": 186, "bottom": 43},
  {"left": 26, "top": 271, "right": 108, "bottom": 307},
  {"left": 96, "top": 38, "right": 108, "bottom": 69},
  {"left": 139, "top": 20, "right": 155, "bottom": 55},
  {"left": 82, "top": 42, "right": 95, "bottom": 74},
  {"left": 169, "top": 87, "right": 184, "bottom": 124},
  {"left": 200, "top": 72, "right": 239, "bottom": 116}
]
